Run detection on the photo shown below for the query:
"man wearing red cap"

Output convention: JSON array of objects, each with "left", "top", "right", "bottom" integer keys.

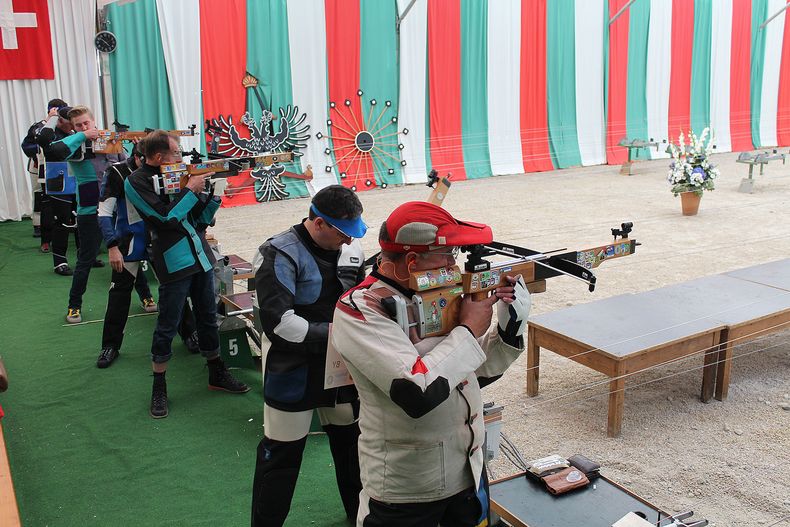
[{"left": 331, "top": 201, "right": 531, "bottom": 526}]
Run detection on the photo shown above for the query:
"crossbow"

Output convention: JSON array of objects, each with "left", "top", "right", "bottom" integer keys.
[
  {"left": 154, "top": 151, "right": 295, "bottom": 195},
  {"left": 389, "top": 223, "right": 639, "bottom": 339},
  {"left": 93, "top": 123, "right": 197, "bottom": 154}
]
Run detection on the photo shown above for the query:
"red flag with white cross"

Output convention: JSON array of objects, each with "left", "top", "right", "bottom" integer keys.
[{"left": 0, "top": 0, "right": 54, "bottom": 80}]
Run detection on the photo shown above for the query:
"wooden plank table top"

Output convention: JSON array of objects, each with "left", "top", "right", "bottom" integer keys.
[
  {"left": 527, "top": 270, "right": 790, "bottom": 436},
  {"left": 724, "top": 258, "right": 790, "bottom": 292}
]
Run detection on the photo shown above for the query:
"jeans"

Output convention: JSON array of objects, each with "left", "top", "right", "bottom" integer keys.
[
  {"left": 151, "top": 269, "right": 219, "bottom": 363},
  {"left": 68, "top": 214, "right": 102, "bottom": 309},
  {"left": 102, "top": 263, "right": 195, "bottom": 351}
]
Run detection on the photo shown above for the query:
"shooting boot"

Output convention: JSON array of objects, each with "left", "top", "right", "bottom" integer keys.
[
  {"left": 55, "top": 264, "right": 73, "bottom": 276},
  {"left": 207, "top": 358, "right": 250, "bottom": 393},
  {"left": 96, "top": 347, "right": 119, "bottom": 369},
  {"left": 150, "top": 373, "right": 168, "bottom": 419}
]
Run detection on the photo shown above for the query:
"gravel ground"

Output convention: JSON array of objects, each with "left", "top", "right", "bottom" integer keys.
[{"left": 212, "top": 151, "right": 790, "bottom": 526}]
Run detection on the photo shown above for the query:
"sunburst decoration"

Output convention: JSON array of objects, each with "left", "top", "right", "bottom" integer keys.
[{"left": 318, "top": 89, "right": 409, "bottom": 191}]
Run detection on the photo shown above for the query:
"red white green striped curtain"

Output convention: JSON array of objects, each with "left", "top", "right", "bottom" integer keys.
[{"left": 108, "top": 0, "right": 790, "bottom": 205}]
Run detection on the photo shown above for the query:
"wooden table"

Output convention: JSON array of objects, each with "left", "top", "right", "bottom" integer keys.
[
  {"left": 490, "top": 471, "right": 666, "bottom": 527},
  {"left": 0, "top": 422, "right": 21, "bottom": 527},
  {"left": 527, "top": 268, "right": 790, "bottom": 437}
]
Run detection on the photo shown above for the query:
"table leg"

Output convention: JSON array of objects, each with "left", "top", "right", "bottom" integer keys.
[
  {"left": 700, "top": 334, "right": 719, "bottom": 402},
  {"left": 715, "top": 329, "right": 733, "bottom": 401},
  {"left": 526, "top": 325, "right": 540, "bottom": 397},
  {"left": 607, "top": 374, "right": 625, "bottom": 438}
]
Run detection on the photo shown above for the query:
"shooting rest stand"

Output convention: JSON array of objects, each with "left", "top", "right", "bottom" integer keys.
[
  {"left": 736, "top": 150, "right": 787, "bottom": 193},
  {"left": 618, "top": 138, "right": 661, "bottom": 176}
]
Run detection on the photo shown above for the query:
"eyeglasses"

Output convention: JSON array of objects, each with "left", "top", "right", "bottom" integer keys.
[
  {"left": 325, "top": 221, "right": 353, "bottom": 240},
  {"left": 425, "top": 247, "right": 460, "bottom": 259}
]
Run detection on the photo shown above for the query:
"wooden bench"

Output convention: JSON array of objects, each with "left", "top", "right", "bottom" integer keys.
[
  {"left": 527, "top": 260, "right": 790, "bottom": 437},
  {"left": 0, "top": 420, "right": 22, "bottom": 527}
]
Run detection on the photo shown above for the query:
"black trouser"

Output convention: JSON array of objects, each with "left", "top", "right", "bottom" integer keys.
[
  {"left": 68, "top": 214, "right": 102, "bottom": 309},
  {"left": 50, "top": 194, "right": 78, "bottom": 267},
  {"left": 361, "top": 486, "right": 483, "bottom": 527},
  {"left": 34, "top": 190, "right": 53, "bottom": 243},
  {"left": 102, "top": 264, "right": 194, "bottom": 351},
  {"left": 251, "top": 422, "right": 362, "bottom": 527}
]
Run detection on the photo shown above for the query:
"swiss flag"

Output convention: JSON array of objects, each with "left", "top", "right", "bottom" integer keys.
[{"left": 0, "top": 0, "right": 54, "bottom": 80}]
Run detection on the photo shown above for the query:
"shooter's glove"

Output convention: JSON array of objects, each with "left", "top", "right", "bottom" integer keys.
[{"left": 497, "top": 275, "right": 530, "bottom": 348}]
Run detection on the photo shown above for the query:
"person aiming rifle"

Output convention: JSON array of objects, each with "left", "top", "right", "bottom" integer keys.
[{"left": 125, "top": 130, "right": 249, "bottom": 418}]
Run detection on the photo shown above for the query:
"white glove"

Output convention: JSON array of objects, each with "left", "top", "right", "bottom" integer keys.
[{"left": 497, "top": 275, "right": 531, "bottom": 345}]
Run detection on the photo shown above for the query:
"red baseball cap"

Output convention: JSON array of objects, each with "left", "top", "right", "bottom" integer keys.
[{"left": 380, "top": 202, "right": 493, "bottom": 253}]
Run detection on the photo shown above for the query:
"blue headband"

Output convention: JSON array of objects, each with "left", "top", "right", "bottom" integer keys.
[{"left": 311, "top": 204, "right": 367, "bottom": 239}]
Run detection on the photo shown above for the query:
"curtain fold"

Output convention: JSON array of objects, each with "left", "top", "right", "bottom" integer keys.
[
  {"left": 730, "top": 0, "right": 754, "bottom": 151},
  {"left": 758, "top": 0, "right": 786, "bottom": 146},
  {"left": 108, "top": 0, "right": 174, "bottom": 132},
  {"left": 547, "top": 0, "right": 582, "bottom": 168},
  {"left": 427, "top": 0, "right": 466, "bottom": 179},
  {"left": 287, "top": 0, "right": 334, "bottom": 192},
  {"left": 325, "top": 0, "right": 374, "bottom": 190},
  {"left": 606, "top": 0, "right": 630, "bottom": 165},
  {"left": 360, "top": 0, "right": 401, "bottom": 186},
  {"left": 460, "top": 0, "right": 490, "bottom": 179},
  {"left": 691, "top": 0, "right": 713, "bottom": 136},
  {"left": 487, "top": 0, "right": 523, "bottom": 175},
  {"left": 669, "top": 0, "right": 695, "bottom": 139},
  {"left": 520, "top": 0, "right": 553, "bottom": 172},
  {"left": 710, "top": 0, "right": 733, "bottom": 152},
  {"left": 397, "top": 0, "right": 429, "bottom": 184},
  {"left": 247, "top": 0, "right": 308, "bottom": 199},
  {"left": 574, "top": 0, "right": 606, "bottom": 167},
  {"left": 646, "top": 0, "right": 672, "bottom": 159},
  {"left": 750, "top": 0, "right": 769, "bottom": 146},
  {"left": 777, "top": 4, "right": 790, "bottom": 146},
  {"left": 625, "top": 0, "right": 651, "bottom": 159},
  {"left": 156, "top": 0, "right": 203, "bottom": 154},
  {"left": 0, "top": 0, "right": 99, "bottom": 221}
]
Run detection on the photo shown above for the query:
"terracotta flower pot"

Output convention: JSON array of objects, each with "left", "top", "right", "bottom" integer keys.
[{"left": 680, "top": 191, "right": 701, "bottom": 216}]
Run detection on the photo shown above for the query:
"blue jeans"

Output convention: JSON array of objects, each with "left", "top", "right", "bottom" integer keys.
[
  {"left": 151, "top": 269, "right": 219, "bottom": 363},
  {"left": 68, "top": 214, "right": 102, "bottom": 309}
]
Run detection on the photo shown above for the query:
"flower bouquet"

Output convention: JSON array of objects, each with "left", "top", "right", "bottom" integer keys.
[{"left": 667, "top": 128, "right": 719, "bottom": 197}]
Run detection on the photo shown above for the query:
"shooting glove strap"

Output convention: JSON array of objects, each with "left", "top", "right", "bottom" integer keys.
[{"left": 497, "top": 275, "right": 530, "bottom": 348}]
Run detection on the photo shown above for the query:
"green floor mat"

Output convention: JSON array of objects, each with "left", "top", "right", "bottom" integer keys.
[{"left": 0, "top": 219, "right": 349, "bottom": 526}]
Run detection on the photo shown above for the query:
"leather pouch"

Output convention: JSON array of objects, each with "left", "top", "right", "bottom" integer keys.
[
  {"left": 542, "top": 467, "right": 589, "bottom": 495},
  {"left": 568, "top": 454, "right": 601, "bottom": 480}
]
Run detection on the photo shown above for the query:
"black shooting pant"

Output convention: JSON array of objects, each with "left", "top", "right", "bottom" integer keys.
[
  {"left": 251, "top": 421, "right": 361, "bottom": 527},
  {"left": 50, "top": 194, "right": 78, "bottom": 268},
  {"left": 361, "top": 486, "right": 483, "bottom": 527},
  {"left": 34, "top": 190, "right": 53, "bottom": 243}
]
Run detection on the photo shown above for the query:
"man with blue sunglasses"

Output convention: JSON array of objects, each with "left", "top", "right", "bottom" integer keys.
[{"left": 251, "top": 184, "right": 368, "bottom": 526}]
